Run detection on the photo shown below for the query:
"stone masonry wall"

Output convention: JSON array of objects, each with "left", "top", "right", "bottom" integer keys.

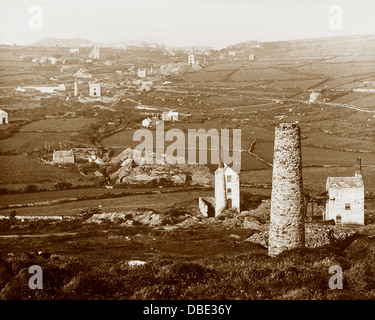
[{"left": 269, "top": 123, "right": 305, "bottom": 256}]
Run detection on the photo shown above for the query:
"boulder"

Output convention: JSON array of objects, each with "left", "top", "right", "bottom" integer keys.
[{"left": 243, "top": 216, "right": 263, "bottom": 230}]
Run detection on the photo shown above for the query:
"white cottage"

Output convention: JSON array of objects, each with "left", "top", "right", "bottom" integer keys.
[
  {"left": 0, "top": 110, "right": 8, "bottom": 124},
  {"left": 309, "top": 91, "right": 322, "bottom": 103},
  {"left": 137, "top": 68, "right": 147, "bottom": 78},
  {"left": 325, "top": 158, "right": 364, "bottom": 225},
  {"left": 161, "top": 110, "right": 179, "bottom": 122}
]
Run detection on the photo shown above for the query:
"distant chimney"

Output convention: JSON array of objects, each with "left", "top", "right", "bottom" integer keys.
[
  {"left": 74, "top": 75, "right": 78, "bottom": 97},
  {"left": 355, "top": 157, "right": 362, "bottom": 177}
]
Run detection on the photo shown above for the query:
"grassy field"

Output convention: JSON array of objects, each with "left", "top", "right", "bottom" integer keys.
[
  {"left": 0, "top": 155, "right": 82, "bottom": 184},
  {"left": 19, "top": 117, "right": 97, "bottom": 132},
  {"left": 0, "top": 189, "right": 214, "bottom": 216},
  {"left": 0, "top": 132, "right": 79, "bottom": 153}
]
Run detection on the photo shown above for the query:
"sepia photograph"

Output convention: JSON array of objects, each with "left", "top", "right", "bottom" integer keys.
[{"left": 0, "top": 0, "right": 374, "bottom": 310}]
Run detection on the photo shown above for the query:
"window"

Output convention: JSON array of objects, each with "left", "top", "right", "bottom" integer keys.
[
  {"left": 227, "top": 188, "right": 232, "bottom": 195},
  {"left": 227, "top": 175, "right": 232, "bottom": 183},
  {"left": 345, "top": 203, "right": 350, "bottom": 210}
]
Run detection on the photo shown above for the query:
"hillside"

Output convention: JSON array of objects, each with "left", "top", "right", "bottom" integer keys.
[{"left": 29, "top": 37, "right": 97, "bottom": 47}]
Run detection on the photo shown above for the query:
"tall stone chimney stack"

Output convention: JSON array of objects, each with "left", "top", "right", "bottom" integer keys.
[
  {"left": 355, "top": 157, "right": 362, "bottom": 177},
  {"left": 269, "top": 123, "right": 305, "bottom": 257}
]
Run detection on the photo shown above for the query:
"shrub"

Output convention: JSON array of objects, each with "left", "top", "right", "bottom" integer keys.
[
  {"left": 23, "top": 184, "right": 38, "bottom": 193},
  {"left": 53, "top": 181, "right": 73, "bottom": 190}
]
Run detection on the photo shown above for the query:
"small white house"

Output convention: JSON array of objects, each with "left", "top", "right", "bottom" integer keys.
[
  {"left": 309, "top": 91, "right": 322, "bottom": 103},
  {"left": 142, "top": 118, "right": 152, "bottom": 127},
  {"left": 140, "top": 81, "right": 153, "bottom": 92},
  {"left": 142, "top": 117, "right": 160, "bottom": 128},
  {"left": 137, "top": 68, "right": 147, "bottom": 78},
  {"left": 0, "top": 110, "right": 8, "bottom": 124},
  {"left": 161, "top": 110, "right": 179, "bottom": 122},
  {"left": 89, "top": 83, "right": 101, "bottom": 97},
  {"left": 325, "top": 159, "right": 364, "bottom": 225}
]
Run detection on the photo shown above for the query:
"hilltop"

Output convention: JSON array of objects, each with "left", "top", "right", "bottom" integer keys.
[{"left": 29, "top": 37, "right": 97, "bottom": 47}]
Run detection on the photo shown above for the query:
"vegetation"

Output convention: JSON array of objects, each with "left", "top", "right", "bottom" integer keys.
[{"left": 0, "top": 233, "right": 374, "bottom": 300}]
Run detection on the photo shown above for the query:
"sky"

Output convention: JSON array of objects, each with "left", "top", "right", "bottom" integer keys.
[{"left": 0, "top": 0, "right": 374, "bottom": 48}]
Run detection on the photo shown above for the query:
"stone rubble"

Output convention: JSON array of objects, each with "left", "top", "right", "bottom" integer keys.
[{"left": 246, "top": 225, "right": 357, "bottom": 248}]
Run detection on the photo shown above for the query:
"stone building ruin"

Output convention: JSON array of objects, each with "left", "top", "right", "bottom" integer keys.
[
  {"left": 89, "top": 83, "right": 101, "bottom": 97},
  {"left": 199, "top": 155, "right": 240, "bottom": 217},
  {"left": 269, "top": 123, "right": 305, "bottom": 257}
]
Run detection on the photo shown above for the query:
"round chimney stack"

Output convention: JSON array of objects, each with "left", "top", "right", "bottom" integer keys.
[{"left": 269, "top": 123, "right": 305, "bottom": 256}]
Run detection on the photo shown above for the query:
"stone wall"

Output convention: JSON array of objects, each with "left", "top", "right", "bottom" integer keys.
[{"left": 268, "top": 123, "right": 305, "bottom": 256}]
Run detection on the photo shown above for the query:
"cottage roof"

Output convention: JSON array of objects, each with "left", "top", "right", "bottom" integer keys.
[{"left": 327, "top": 176, "right": 364, "bottom": 189}]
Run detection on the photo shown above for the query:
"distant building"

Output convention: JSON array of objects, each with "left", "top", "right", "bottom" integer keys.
[
  {"left": 353, "top": 88, "right": 375, "bottom": 93},
  {"left": 89, "top": 83, "right": 101, "bottom": 97},
  {"left": 309, "top": 91, "right": 322, "bottom": 103},
  {"left": 0, "top": 110, "right": 8, "bottom": 124},
  {"left": 73, "top": 147, "right": 106, "bottom": 162},
  {"left": 325, "top": 158, "right": 364, "bottom": 225},
  {"left": 89, "top": 46, "right": 100, "bottom": 59},
  {"left": 48, "top": 57, "right": 57, "bottom": 65},
  {"left": 74, "top": 68, "right": 92, "bottom": 79},
  {"left": 249, "top": 53, "right": 255, "bottom": 61},
  {"left": 74, "top": 75, "right": 78, "bottom": 97},
  {"left": 69, "top": 48, "right": 79, "bottom": 54},
  {"left": 137, "top": 67, "right": 147, "bottom": 78},
  {"left": 188, "top": 54, "right": 195, "bottom": 66},
  {"left": 139, "top": 81, "right": 153, "bottom": 92},
  {"left": 228, "top": 50, "right": 236, "bottom": 56},
  {"left": 142, "top": 117, "right": 152, "bottom": 127},
  {"left": 142, "top": 117, "right": 160, "bottom": 128},
  {"left": 161, "top": 110, "right": 179, "bottom": 122},
  {"left": 53, "top": 150, "right": 74, "bottom": 164}
]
